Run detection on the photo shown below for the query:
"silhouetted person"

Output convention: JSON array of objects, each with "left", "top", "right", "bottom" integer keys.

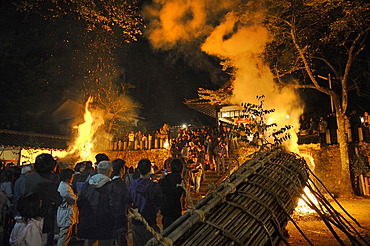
[
  {"left": 128, "top": 159, "right": 162, "bottom": 246},
  {"left": 111, "top": 159, "right": 128, "bottom": 246},
  {"left": 77, "top": 161, "right": 119, "bottom": 245},
  {"left": 25, "top": 153, "right": 62, "bottom": 245},
  {"left": 159, "top": 159, "right": 185, "bottom": 229}
]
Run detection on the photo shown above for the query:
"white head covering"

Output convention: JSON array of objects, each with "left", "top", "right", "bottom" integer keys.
[{"left": 21, "top": 164, "right": 32, "bottom": 175}]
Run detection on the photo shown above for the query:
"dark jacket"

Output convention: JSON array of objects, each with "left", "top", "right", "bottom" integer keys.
[
  {"left": 159, "top": 173, "right": 183, "bottom": 218},
  {"left": 13, "top": 174, "right": 27, "bottom": 208},
  {"left": 111, "top": 177, "right": 128, "bottom": 232},
  {"left": 25, "top": 172, "right": 62, "bottom": 233},
  {"left": 128, "top": 178, "right": 161, "bottom": 226},
  {"left": 77, "top": 174, "right": 119, "bottom": 240},
  {"left": 72, "top": 172, "right": 86, "bottom": 194}
]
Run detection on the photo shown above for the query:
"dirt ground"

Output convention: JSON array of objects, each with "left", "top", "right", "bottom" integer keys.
[
  {"left": 125, "top": 197, "right": 370, "bottom": 246},
  {"left": 285, "top": 196, "right": 370, "bottom": 245}
]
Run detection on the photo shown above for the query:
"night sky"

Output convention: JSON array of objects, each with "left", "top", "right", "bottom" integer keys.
[
  {"left": 0, "top": 1, "right": 224, "bottom": 133},
  {"left": 118, "top": 37, "right": 225, "bottom": 128}
]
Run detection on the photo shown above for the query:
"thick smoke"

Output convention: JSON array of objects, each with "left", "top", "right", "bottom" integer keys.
[
  {"left": 143, "top": 0, "right": 303, "bottom": 150},
  {"left": 143, "top": 0, "right": 243, "bottom": 84},
  {"left": 143, "top": 0, "right": 242, "bottom": 49}
]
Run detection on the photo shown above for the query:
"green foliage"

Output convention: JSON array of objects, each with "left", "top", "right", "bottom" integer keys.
[
  {"left": 15, "top": 0, "right": 143, "bottom": 42},
  {"left": 351, "top": 154, "right": 370, "bottom": 176},
  {"left": 264, "top": 0, "right": 370, "bottom": 91},
  {"left": 197, "top": 87, "right": 232, "bottom": 105},
  {"left": 229, "top": 95, "right": 293, "bottom": 150}
]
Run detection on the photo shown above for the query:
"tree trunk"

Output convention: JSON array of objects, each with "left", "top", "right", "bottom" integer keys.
[{"left": 336, "top": 111, "right": 353, "bottom": 197}]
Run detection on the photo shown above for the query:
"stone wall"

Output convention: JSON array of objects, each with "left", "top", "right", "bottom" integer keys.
[
  {"left": 301, "top": 143, "right": 370, "bottom": 197},
  {"left": 236, "top": 143, "right": 370, "bottom": 197},
  {"left": 106, "top": 149, "right": 172, "bottom": 169},
  {"left": 302, "top": 145, "right": 343, "bottom": 196}
]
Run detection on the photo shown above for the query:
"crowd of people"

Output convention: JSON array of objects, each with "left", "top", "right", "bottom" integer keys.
[
  {"left": 1, "top": 111, "right": 369, "bottom": 245},
  {"left": 114, "top": 125, "right": 233, "bottom": 193},
  {"left": 0, "top": 153, "right": 192, "bottom": 246},
  {"left": 298, "top": 110, "right": 370, "bottom": 144},
  {"left": 114, "top": 124, "right": 171, "bottom": 151},
  {"left": 0, "top": 123, "right": 239, "bottom": 245}
]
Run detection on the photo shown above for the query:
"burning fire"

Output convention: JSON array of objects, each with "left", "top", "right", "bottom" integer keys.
[
  {"left": 65, "top": 96, "right": 105, "bottom": 162},
  {"left": 295, "top": 186, "right": 318, "bottom": 215},
  {"left": 294, "top": 154, "right": 319, "bottom": 215}
]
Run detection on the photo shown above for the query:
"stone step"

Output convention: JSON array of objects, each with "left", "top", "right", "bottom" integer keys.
[{"left": 190, "top": 170, "right": 222, "bottom": 204}]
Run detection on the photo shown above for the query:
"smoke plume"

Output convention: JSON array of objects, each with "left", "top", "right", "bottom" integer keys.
[{"left": 143, "top": 0, "right": 303, "bottom": 150}]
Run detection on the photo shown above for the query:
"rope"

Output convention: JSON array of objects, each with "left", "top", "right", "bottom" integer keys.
[
  {"left": 193, "top": 209, "right": 206, "bottom": 222},
  {"left": 128, "top": 208, "right": 172, "bottom": 246},
  {"left": 176, "top": 180, "right": 195, "bottom": 211}
]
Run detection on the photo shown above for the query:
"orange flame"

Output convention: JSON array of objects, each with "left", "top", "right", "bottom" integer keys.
[
  {"left": 66, "top": 96, "right": 105, "bottom": 162},
  {"left": 295, "top": 186, "right": 318, "bottom": 215},
  {"left": 295, "top": 154, "right": 318, "bottom": 215}
]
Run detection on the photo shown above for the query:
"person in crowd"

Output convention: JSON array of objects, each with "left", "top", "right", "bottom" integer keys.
[
  {"left": 159, "top": 159, "right": 185, "bottom": 229},
  {"left": 0, "top": 190, "right": 7, "bottom": 244},
  {"left": 57, "top": 168, "right": 78, "bottom": 246},
  {"left": 124, "top": 167, "right": 135, "bottom": 187},
  {"left": 327, "top": 112, "right": 338, "bottom": 144},
  {"left": 95, "top": 153, "right": 109, "bottom": 165},
  {"left": 72, "top": 162, "right": 86, "bottom": 194},
  {"left": 25, "top": 153, "right": 62, "bottom": 246},
  {"left": 9, "top": 193, "right": 43, "bottom": 246},
  {"left": 170, "top": 140, "right": 181, "bottom": 158},
  {"left": 204, "top": 135, "right": 215, "bottom": 170},
  {"left": 214, "top": 141, "right": 226, "bottom": 174},
  {"left": 147, "top": 133, "right": 153, "bottom": 149},
  {"left": 299, "top": 115, "right": 310, "bottom": 134},
  {"left": 111, "top": 159, "right": 128, "bottom": 246},
  {"left": 196, "top": 145, "right": 207, "bottom": 181},
  {"left": 13, "top": 164, "right": 33, "bottom": 213},
  {"left": 181, "top": 142, "right": 190, "bottom": 162},
  {"left": 77, "top": 161, "right": 119, "bottom": 246},
  {"left": 128, "top": 159, "right": 162, "bottom": 246},
  {"left": 349, "top": 109, "right": 361, "bottom": 142},
  {"left": 0, "top": 169, "right": 14, "bottom": 204},
  {"left": 192, "top": 161, "right": 203, "bottom": 194},
  {"left": 308, "top": 117, "right": 318, "bottom": 135},
  {"left": 84, "top": 153, "right": 109, "bottom": 181},
  {"left": 344, "top": 114, "right": 352, "bottom": 142},
  {"left": 183, "top": 159, "right": 195, "bottom": 192},
  {"left": 155, "top": 130, "right": 161, "bottom": 148},
  {"left": 1, "top": 169, "right": 14, "bottom": 245},
  {"left": 128, "top": 131, "right": 135, "bottom": 150},
  {"left": 81, "top": 161, "right": 95, "bottom": 182},
  {"left": 142, "top": 134, "right": 148, "bottom": 150},
  {"left": 362, "top": 111, "right": 370, "bottom": 142},
  {"left": 318, "top": 116, "right": 328, "bottom": 144},
  {"left": 135, "top": 131, "right": 143, "bottom": 150}
]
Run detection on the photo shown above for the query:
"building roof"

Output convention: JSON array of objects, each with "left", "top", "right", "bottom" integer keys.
[
  {"left": 0, "top": 129, "right": 69, "bottom": 150},
  {"left": 184, "top": 99, "right": 220, "bottom": 118}
]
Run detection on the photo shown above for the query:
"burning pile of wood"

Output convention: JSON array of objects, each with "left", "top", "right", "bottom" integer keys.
[{"left": 148, "top": 148, "right": 309, "bottom": 245}]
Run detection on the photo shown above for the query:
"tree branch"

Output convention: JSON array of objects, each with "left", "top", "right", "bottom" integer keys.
[
  {"left": 313, "top": 56, "right": 341, "bottom": 80},
  {"left": 290, "top": 22, "right": 323, "bottom": 90},
  {"left": 341, "top": 26, "right": 370, "bottom": 113}
]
